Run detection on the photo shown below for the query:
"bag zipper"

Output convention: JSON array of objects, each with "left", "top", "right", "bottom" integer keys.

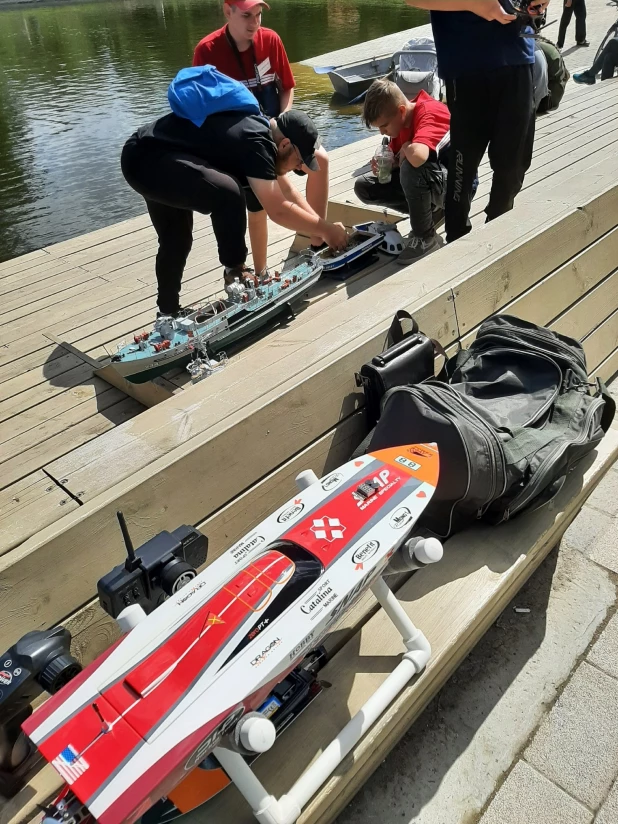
[
  {"left": 502, "top": 395, "right": 605, "bottom": 520},
  {"left": 476, "top": 323, "right": 588, "bottom": 377},
  {"left": 389, "top": 385, "right": 472, "bottom": 538},
  {"left": 435, "top": 383, "right": 508, "bottom": 510}
]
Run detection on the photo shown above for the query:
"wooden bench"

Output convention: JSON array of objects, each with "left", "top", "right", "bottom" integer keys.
[{"left": 2, "top": 80, "right": 618, "bottom": 824}]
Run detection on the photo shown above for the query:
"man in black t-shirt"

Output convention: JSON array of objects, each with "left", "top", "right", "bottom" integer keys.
[{"left": 121, "top": 109, "right": 346, "bottom": 317}]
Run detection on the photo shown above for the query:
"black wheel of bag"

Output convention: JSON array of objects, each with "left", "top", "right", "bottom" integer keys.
[{"left": 161, "top": 559, "right": 197, "bottom": 595}]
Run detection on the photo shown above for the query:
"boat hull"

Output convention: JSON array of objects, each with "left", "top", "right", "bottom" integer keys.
[
  {"left": 328, "top": 56, "right": 392, "bottom": 99},
  {"left": 114, "top": 265, "right": 321, "bottom": 384}
]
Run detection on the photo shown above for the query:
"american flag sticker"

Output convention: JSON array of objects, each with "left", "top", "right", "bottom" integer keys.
[{"left": 52, "top": 745, "right": 90, "bottom": 785}]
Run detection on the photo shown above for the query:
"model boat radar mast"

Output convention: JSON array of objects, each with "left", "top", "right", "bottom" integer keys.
[
  {"left": 110, "top": 253, "right": 323, "bottom": 384},
  {"left": 18, "top": 443, "right": 442, "bottom": 824}
]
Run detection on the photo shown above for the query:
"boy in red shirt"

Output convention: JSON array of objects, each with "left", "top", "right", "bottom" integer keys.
[
  {"left": 193, "top": 0, "right": 330, "bottom": 276},
  {"left": 355, "top": 80, "right": 450, "bottom": 264}
]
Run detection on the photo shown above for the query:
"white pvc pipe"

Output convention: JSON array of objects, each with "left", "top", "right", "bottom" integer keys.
[
  {"left": 213, "top": 747, "right": 274, "bottom": 811},
  {"left": 371, "top": 577, "right": 431, "bottom": 672},
  {"left": 295, "top": 470, "right": 319, "bottom": 490},
  {"left": 283, "top": 657, "right": 417, "bottom": 814},
  {"left": 213, "top": 748, "right": 300, "bottom": 824}
]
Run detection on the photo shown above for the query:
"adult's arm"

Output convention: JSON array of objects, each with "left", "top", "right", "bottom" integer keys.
[
  {"left": 247, "top": 177, "right": 348, "bottom": 249},
  {"left": 276, "top": 173, "right": 319, "bottom": 217},
  {"left": 405, "top": 0, "right": 516, "bottom": 22}
]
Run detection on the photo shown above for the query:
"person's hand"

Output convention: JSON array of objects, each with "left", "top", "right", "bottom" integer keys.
[
  {"left": 323, "top": 222, "right": 348, "bottom": 252},
  {"left": 470, "top": 0, "right": 516, "bottom": 22},
  {"left": 371, "top": 157, "right": 379, "bottom": 176}
]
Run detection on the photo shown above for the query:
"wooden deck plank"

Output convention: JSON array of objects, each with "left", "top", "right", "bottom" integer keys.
[
  {"left": 0, "top": 397, "right": 144, "bottom": 491},
  {"left": 0, "top": 384, "right": 128, "bottom": 459},
  {"left": 591, "top": 346, "right": 618, "bottom": 383},
  {"left": 0, "top": 382, "right": 124, "bottom": 458},
  {"left": 583, "top": 307, "right": 618, "bottom": 373},
  {"left": 0, "top": 248, "right": 50, "bottom": 277},
  {"left": 301, "top": 24, "right": 432, "bottom": 68},
  {"left": 0, "top": 472, "right": 79, "bottom": 557},
  {"left": 553, "top": 269, "right": 618, "bottom": 342},
  {"left": 0, "top": 346, "right": 63, "bottom": 387},
  {"left": 0, "top": 352, "right": 86, "bottom": 404},
  {"left": 0, "top": 361, "right": 106, "bottom": 426}
]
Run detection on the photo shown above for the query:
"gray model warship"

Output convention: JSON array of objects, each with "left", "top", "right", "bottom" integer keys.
[{"left": 110, "top": 253, "right": 323, "bottom": 384}]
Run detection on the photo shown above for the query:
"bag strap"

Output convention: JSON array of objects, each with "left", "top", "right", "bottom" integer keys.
[
  {"left": 595, "top": 378, "right": 616, "bottom": 433},
  {"left": 384, "top": 309, "right": 419, "bottom": 350},
  {"left": 225, "top": 26, "right": 267, "bottom": 113},
  {"left": 383, "top": 309, "right": 449, "bottom": 380},
  {"left": 351, "top": 425, "right": 376, "bottom": 459}
]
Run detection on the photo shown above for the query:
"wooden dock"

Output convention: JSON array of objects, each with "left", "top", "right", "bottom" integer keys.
[{"left": 2, "top": 3, "right": 618, "bottom": 821}]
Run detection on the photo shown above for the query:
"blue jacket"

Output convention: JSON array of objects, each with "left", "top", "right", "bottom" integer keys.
[{"left": 168, "top": 65, "right": 261, "bottom": 127}]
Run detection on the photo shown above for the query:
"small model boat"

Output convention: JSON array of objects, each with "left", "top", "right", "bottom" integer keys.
[
  {"left": 326, "top": 55, "right": 393, "bottom": 100},
  {"left": 24, "top": 443, "right": 441, "bottom": 824},
  {"left": 317, "top": 221, "right": 404, "bottom": 274},
  {"left": 110, "top": 254, "right": 323, "bottom": 384}
]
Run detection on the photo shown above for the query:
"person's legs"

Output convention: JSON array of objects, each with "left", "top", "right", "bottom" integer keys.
[
  {"left": 485, "top": 65, "right": 535, "bottom": 222},
  {"left": 121, "top": 139, "right": 247, "bottom": 313},
  {"left": 354, "top": 168, "right": 410, "bottom": 213},
  {"left": 145, "top": 202, "right": 193, "bottom": 315},
  {"left": 601, "top": 38, "right": 618, "bottom": 80},
  {"left": 305, "top": 145, "right": 330, "bottom": 247},
  {"left": 574, "top": 0, "right": 588, "bottom": 44},
  {"left": 444, "top": 75, "right": 491, "bottom": 243},
  {"left": 557, "top": 2, "right": 574, "bottom": 48},
  {"left": 399, "top": 158, "right": 445, "bottom": 239}
]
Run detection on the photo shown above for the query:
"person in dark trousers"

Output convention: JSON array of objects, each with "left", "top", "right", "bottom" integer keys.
[
  {"left": 121, "top": 109, "right": 347, "bottom": 318},
  {"left": 405, "top": 0, "right": 549, "bottom": 244},
  {"left": 193, "top": 0, "right": 330, "bottom": 276},
  {"left": 557, "top": 0, "right": 589, "bottom": 50},
  {"left": 354, "top": 80, "right": 450, "bottom": 264},
  {"left": 574, "top": 36, "right": 618, "bottom": 83}
]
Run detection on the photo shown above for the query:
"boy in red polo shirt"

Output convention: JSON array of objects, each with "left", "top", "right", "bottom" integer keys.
[
  {"left": 355, "top": 80, "right": 450, "bottom": 265},
  {"left": 193, "top": 0, "right": 330, "bottom": 276}
]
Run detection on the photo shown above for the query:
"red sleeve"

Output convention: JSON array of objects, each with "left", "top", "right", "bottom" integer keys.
[
  {"left": 273, "top": 33, "right": 296, "bottom": 90},
  {"left": 411, "top": 104, "right": 442, "bottom": 152},
  {"left": 193, "top": 40, "right": 208, "bottom": 67}
]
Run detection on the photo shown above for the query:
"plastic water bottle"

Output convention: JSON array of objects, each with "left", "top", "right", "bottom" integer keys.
[{"left": 375, "top": 137, "right": 394, "bottom": 184}]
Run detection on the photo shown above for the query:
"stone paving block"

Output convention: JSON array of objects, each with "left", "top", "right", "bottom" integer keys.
[
  {"left": 480, "top": 761, "right": 592, "bottom": 824},
  {"left": 563, "top": 506, "right": 612, "bottom": 557},
  {"left": 588, "top": 612, "right": 618, "bottom": 681},
  {"left": 524, "top": 662, "right": 618, "bottom": 809},
  {"left": 563, "top": 507, "right": 618, "bottom": 574},
  {"left": 595, "top": 777, "right": 618, "bottom": 824},
  {"left": 336, "top": 547, "right": 614, "bottom": 824},
  {"left": 586, "top": 468, "right": 618, "bottom": 518},
  {"left": 588, "top": 517, "right": 618, "bottom": 575}
]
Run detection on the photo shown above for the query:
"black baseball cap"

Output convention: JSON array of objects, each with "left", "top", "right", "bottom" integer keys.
[{"left": 276, "top": 110, "right": 321, "bottom": 172}]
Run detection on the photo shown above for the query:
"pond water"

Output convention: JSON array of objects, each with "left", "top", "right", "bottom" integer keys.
[{"left": 0, "top": 0, "right": 426, "bottom": 262}]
